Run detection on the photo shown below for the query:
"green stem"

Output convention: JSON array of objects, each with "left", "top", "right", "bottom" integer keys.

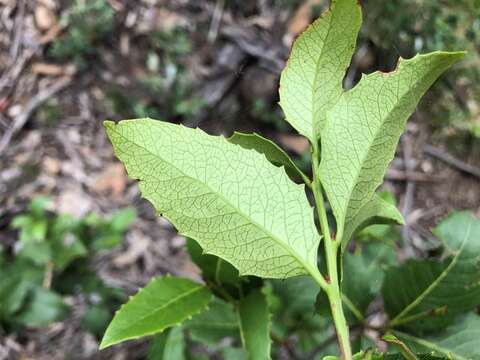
[
  {"left": 311, "top": 145, "right": 352, "bottom": 360},
  {"left": 389, "top": 306, "right": 447, "bottom": 327}
]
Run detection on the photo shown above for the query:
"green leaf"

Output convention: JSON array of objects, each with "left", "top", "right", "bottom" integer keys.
[
  {"left": 51, "top": 234, "right": 88, "bottom": 270},
  {"left": 17, "top": 241, "right": 52, "bottom": 265},
  {"left": 162, "top": 326, "right": 186, "bottom": 360},
  {"left": 238, "top": 289, "right": 271, "bottom": 360},
  {"left": 383, "top": 334, "right": 418, "bottom": 360},
  {"left": 100, "top": 276, "right": 211, "bottom": 349},
  {"left": 279, "top": 0, "right": 362, "bottom": 142},
  {"left": 147, "top": 332, "right": 168, "bottom": 360},
  {"left": 341, "top": 194, "right": 404, "bottom": 250},
  {"left": 320, "top": 51, "right": 465, "bottom": 246},
  {"left": 81, "top": 305, "right": 112, "bottom": 338},
  {"left": 395, "top": 313, "right": 480, "bottom": 360},
  {"left": 383, "top": 212, "right": 480, "bottom": 330},
  {"left": 147, "top": 327, "right": 186, "bottom": 360},
  {"left": 105, "top": 119, "right": 320, "bottom": 279},
  {"left": 271, "top": 276, "right": 318, "bottom": 318},
  {"left": 221, "top": 347, "right": 247, "bottom": 360},
  {"left": 0, "top": 278, "right": 31, "bottom": 318},
  {"left": 109, "top": 207, "right": 136, "bottom": 232},
  {"left": 29, "top": 196, "right": 50, "bottom": 217},
  {"left": 15, "top": 286, "right": 69, "bottom": 326},
  {"left": 186, "top": 238, "right": 239, "bottom": 286},
  {"left": 184, "top": 297, "right": 239, "bottom": 346},
  {"left": 227, "top": 132, "right": 308, "bottom": 183}
]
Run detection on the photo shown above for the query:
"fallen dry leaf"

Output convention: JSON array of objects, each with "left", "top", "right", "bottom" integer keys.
[
  {"left": 35, "top": 4, "right": 57, "bottom": 31},
  {"left": 31, "top": 63, "right": 66, "bottom": 76},
  {"left": 93, "top": 163, "right": 127, "bottom": 198},
  {"left": 278, "top": 134, "right": 310, "bottom": 154},
  {"left": 284, "top": 0, "right": 324, "bottom": 46}
]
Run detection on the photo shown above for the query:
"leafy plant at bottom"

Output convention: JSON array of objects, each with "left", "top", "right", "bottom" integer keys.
[
  {"left": 100, "top": 0, "right": 470, "bottom": 359},
  {"left": 48, "top": 0, "right": 114, "bottom": 70},
  {"left": 0, "top": 197, "right": 133, "bottom": 338}
]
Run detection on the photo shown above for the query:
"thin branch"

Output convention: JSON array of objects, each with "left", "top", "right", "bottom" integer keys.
[
  {"left": 0, "top": 77, "right": 72, "bottom": 155},
  {"left": 424, "top": 144, "right": 480, "bottom": 179}
]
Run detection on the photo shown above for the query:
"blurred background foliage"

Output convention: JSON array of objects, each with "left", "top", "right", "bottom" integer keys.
[{"left": 361, "top": 0, "right": 480, "bottom": 137}]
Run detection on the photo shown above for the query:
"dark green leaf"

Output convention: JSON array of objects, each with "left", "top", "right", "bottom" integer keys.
[
  {"left": 186, "top": 238, "right": 239, "bottom": 286},
  {"left": 238, "top": 288, "right": 271, "bottom": 360},
  {"left": 51, "top": 234, "right": 88, "bottom": 270},
  {"left": 109, "top": 207, "right": 136, "bottom": 232},
  {"left": 395, "top": 313, "right": 480, "bottom": 360},
  {"left": 147, "top": 327, "right": 186, "bottom": 360},
  {"left": 184, "top": 297, "right": 239, "bottom": 346},
  {"left": 17, "top": 241, "right": 52, "bottom": 265},
  {"left": 15, "top": 286, "right": 69, "bottom": 326},
  {"left": 383, "top": 212, "right": 480, "bottom": 330},
  {"left": 81, "top": 305, "right": 112, "bottom": 337},
  {"left": 100, "top": 276, "right": 211, "bottom": 349},
  {"left": 221, "top": 347, "right": 247, "bottom": 360}
]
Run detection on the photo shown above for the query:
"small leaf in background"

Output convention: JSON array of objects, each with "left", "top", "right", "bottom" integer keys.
[
  {"left": 17, "top": 241, "right": 52, "bottom": 265},
  {"left": 105, "top": 119, "right": 320, "bottom": 279},
  {"left": 51, "top": 233, "right": 88, "bottom": 270},
  {"left": 184, "top": 297, "right": 239, "bottom": 346},
  {"left": 383, "top": 212, "right": 480, "bottom": 330},
  {"left": 163, "top": 327, "right": 186, "bottom": 360},
  {"left": 221, "top": 347, "right": 247, "bottom": 360},
  {"left": 383, "top": 334, "right": 418, "bottom": 360},
  {"left": 186, "top": 238, "right": 239, "bottom": 286},
  {"left": 100, "top": 276, "right": 211, "bottom": 349},
  {"left": 28, "top": 196, "right": 50, "bottom": 217},
  {"left": 109, "top": 207, "right": 136, "bottom": 232},
  {"left": 81, "top": 305, "right": 113, "bottom": 338},
  {"left": 147, "top": 332, "right": 168, "bottom": 360},
  {"left": 228, "top": 132, "right": 308, "bottom": 183},
  {"left": 15, "top": 287, "right": 69, "bottom": 327},
  {"left": 279, "top": 0, "right": 362, "bottom": 142},
  {"left": 147, "top": 326, "right": 186, "bottom": 360},
  {"left": 270, "top": 276, "right": 318, "bottom": 319},
  {"left": 0, "top": 278, "right": 32, "bottom": 319},
  {"left": 238, "top": 288, "right": 271, "bottom": 360},
  {"left": 395, "top": 313, "right": 480, "bottom": 359}
]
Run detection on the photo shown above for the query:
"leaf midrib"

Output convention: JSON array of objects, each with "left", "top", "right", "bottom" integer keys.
[
  {"left": 310, "top": 6, "right": 334, "bottom": 138},
  {"left": 115, "top": 285, "right": 205, "bottom": 335},
  {"left": 393, "top": 330, "right": 470, "bottom": 360},
  {"left": 110, "top": 125, "right": 317, "bottom": 277}
]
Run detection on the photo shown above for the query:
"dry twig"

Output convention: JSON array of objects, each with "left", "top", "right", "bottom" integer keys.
[
  {"left": 0, "top": 76, "right": 72, "bottom": 155},
  {"left": 424, "top": 144, "right": 480, "bottom": 179}
]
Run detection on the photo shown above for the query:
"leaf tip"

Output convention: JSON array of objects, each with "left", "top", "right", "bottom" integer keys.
[
  {"left": 103, "top": 120, "right": 116, "bottom": 129},
  {"left": 99, "top": 335, "right": 114, "bottom": 350}
]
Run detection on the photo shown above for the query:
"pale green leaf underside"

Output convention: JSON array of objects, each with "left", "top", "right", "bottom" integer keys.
[
  {"left": 228, "top": 132, "right": 308, "bottom": 183},
  {"left": 100, "top": 276, "right": 211, "bottom": 349},
  {"left": 238, "top": 289, "right": 271, "bottom": 360},
  {"left": 320, "top": 51, "right": 465, "bottom": 241},
  {"left": 342, "top": 194, "right": 404, "bottom": 250},
  {"left": 105, "top": 119, "right": 319, "bottom": 278},
  {"left": 279, "top": 0, "right": 361, "bottom": 142},
  {"left": 395, "top": 313, "right": 480, "bottom": 360}
]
